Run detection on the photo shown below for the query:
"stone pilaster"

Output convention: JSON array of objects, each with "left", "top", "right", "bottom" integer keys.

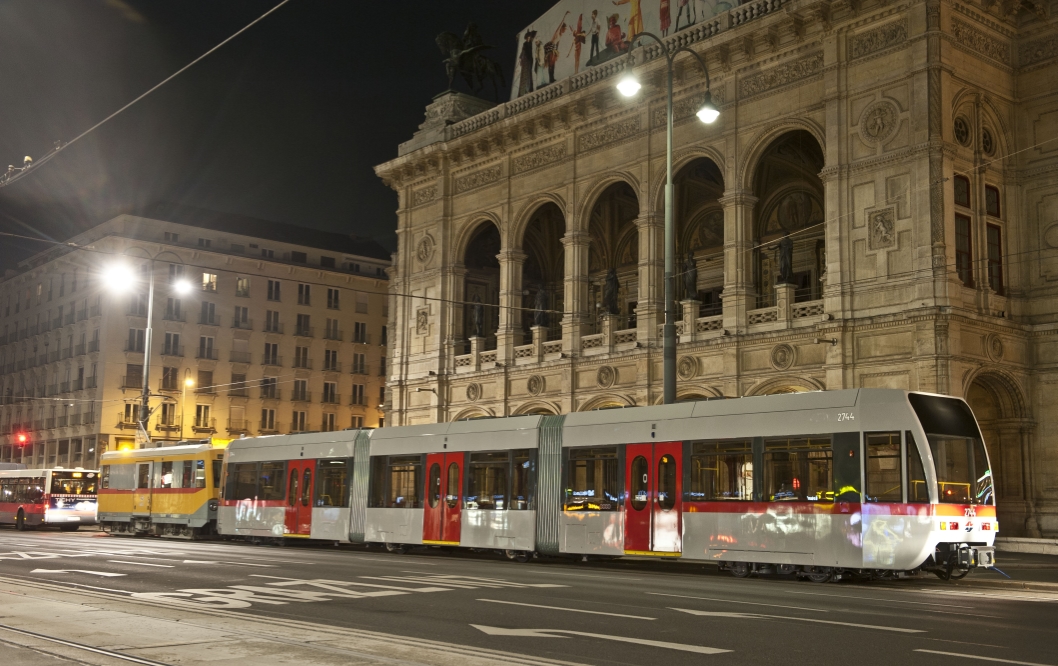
[
  {"left": 496, "top": 249, "right": 527, "bottom": 364},
  {"left": 719, "top": 191, "right": 757, "bottom": 334},
  {"left": 561, "top": 231, "right": 591, "bottom": 354},
  {"left": 636, "top": 214, "right": 664, "bottom": 345}
]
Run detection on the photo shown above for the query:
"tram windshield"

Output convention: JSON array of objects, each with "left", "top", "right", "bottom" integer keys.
[
  {"left": 50, "top": 471, "right": 98, "bottom": 495},
  {"left": 908, "top": 393, "right": 993, "bottom": 505}
]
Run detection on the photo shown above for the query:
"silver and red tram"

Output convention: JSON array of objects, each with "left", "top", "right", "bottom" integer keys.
[{"left": 216, "top": 389, "right": 997, "bottom": 579}]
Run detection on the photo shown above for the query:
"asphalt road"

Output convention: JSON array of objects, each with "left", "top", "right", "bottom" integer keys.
[{"left": 1, "top": 528, "right": 1056, "bottom": 666}]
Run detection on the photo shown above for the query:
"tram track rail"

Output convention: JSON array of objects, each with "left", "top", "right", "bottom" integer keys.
[{"left": 0, "top": 622, "right": 172, "bottom": 666}]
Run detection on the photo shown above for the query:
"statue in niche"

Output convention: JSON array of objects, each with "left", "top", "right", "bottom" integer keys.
[
  {"left": 683, "top": 252, "right": 698, "bottom": 300},
  {"left": 470, "top": 295, "right": 484, "bottom": 338},
  {"left": 771, "top": 235, "right": 794, "bottom": 284},
  {"left": 533, "top": 285, "right": 549, "bottom": 328},
  {"left": 603, "top": 268, "right": 620, "bottom": 315}
]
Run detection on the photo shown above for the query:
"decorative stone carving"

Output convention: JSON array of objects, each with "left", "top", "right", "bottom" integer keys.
[
  {"left": 466, "top": 383, "right": 481, "bottom": 402},
  {"left": 527, "top": 374, "right": 544, "bottom": 396},
  {"left": 454, "top": 165, "right": 502, "bottom": 194},
  {"left": 677, "top": 356, "right": 698, "bottom": 381},
  {"left": 770, "top": 343, "right": 796, "bottom": 371},
  {"left": 412, "top": 185, "right": 437, "bottom": 207},
  {"left": 868, "top": 208, "right": 896, "bottom": 250},
  {"left": 738, "top": 52, "right": 823, "bottom": 99},
  {"left": 1020, "top": 35, "right": 1058, "bottom": 68},
  {"left": 513, "top": 143, "right": 567, "bottom": 174},
  {"left": 651, "top": 89, "right": 727, "bottom": 128},
  {"left": 416, "top": 234, "right": 435, "bottom": 264},
  {"left": 400, "top": 90, "right": 496, "bottom": 156},
  {"left": 986, "top": 333, "right": 1004, "bottom": 361},
  {"left": 849, "top": 20, "right": 907, "bottom": 60},
  {"left": 954, "top": 116, "right": 971, "bottom": 146},
  {"left": 579, "top": 117, "right": 641, "bottom": 151},
  {"left": 982, "top": 128, "right": 995, "bottom": 156},
  {"left": 859, "top": 101, "right": 899, "bottom": 145},
  {"left": 1044, "top": 223, "right": 1058, "bottom": 248},
  {"left": 415, "top": 307, "right": 429, "bottom": 335},
  {"left": 596, "top": 365, "right": 616, "bottom": 388},
  {"left": 952, "top": 19, "right": 1010, "bottom": 66}
]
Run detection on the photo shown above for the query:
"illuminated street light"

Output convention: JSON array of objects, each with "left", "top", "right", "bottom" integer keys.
[
  {"left": 696, "top": 91, "right": 719, "bottom": 124},
  {"left": 173, "top": 278, "right": 193, "bottom": 295},
  {"left": 102, "top": 263, "right": 137, "bottom": 293},
  {"left": 616, "top": 73, "right": 642, "bottom": 97}
]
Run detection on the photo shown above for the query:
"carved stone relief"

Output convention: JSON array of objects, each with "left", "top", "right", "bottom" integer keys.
[
  {"left": 986, "top": 333, "right": 1004, "bottom": 362},
  {"left": 416, "top": 234, "right": 436, "bottom": 264},
  {"left": 454, "top": 165, "right": 502, "bottom": 194},
  {"left": 527, "top": 374, "right": 544, "bottom": 396},
  {"left": 868, "top": 208, "right": 896, "bottom": 250},
  {"left": 859, "top": 101, "right": 899, "bottom": 145},
  {"left": 412, "top": 185, "right": 437, "bottom": 207},
  {"left": 579, "top": 117, "right": 641, "bottom": 151},
  {"left": 951, "top": 19, "right": 1011, "bottom": 66},
  {"left": 513, "top": 144, "right": 567, "bottom": 174},
  {"left": 415, "top": 307, "right": 429, "bottom": 335},
  {"left": 651, "top": 89, "right": 727, "bottom": 128},
  {"left": 738, "top": 52, "right": 824, "bottom": 99},
  {"left": 1020, "top": 35, "right": 1058, "bottom": 68},
  {"left": 849, "top": 20, "right": 907, "bottom": 60},
  {"left": 466, "top": 383, "right": 481, "bottom": 402},
  {"left": 596, "top": 365, "right": 616, "bottom": 388},
  {"left": 677, "top": 356, "right": 698, "bottom": 380},
  {"left": 770, "top": 344, "right": 796, "bottom": 371}
]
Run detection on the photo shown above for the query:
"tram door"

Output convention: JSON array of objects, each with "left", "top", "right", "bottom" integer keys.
[
  {"left": 284, "top": 461, "right": 314, "bottom": 536},
  {"left": 422, "top": 453, "right": 463, "bottom": 545},
  {"left": 624, "top": 443, "right": 683, "bottom": 554},
  {"left": 132, "top": 462, "right": 152, "bottom": 515}
]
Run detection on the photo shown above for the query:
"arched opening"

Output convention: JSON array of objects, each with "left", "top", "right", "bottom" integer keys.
[
  {"left": 751, "top": 131, "right": 826, "bottom": 307},
  {"left": 462, "top": 222, "right": 501, "bottom": 351},
  {"left": 673, "top": 158, "right": 725, "bottom": 316},
  {"left": 966, "top": 374, "right": 1024, "bottom": 503},
  {"left": 521, "top": 203, "right": 565, "bottom": 343},
  {"left": 587, "top": 182, "right": 639, "bottom": 332}
]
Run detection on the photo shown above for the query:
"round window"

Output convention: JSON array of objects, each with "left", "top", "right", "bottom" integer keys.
[
  {"left": 982, "top": 128, "right": 995, "bottom": 156},
  {"left": 954, "top": 116, "right": 971, "bottom": 146},
  {"left": 630, "top": 456, "right": 649, "bottom": 511}
]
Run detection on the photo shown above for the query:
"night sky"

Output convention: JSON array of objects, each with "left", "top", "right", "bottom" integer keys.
[{"left": 0, "top": 0, "right": 551, "bottom": 272}]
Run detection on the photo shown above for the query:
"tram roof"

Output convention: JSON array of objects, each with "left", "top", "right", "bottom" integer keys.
[
  {"left": 100, "top": 443, "right": 218, "bottom": 461},
  {"left": 226, "top": 429, "right": 361, "bottom": 461}
]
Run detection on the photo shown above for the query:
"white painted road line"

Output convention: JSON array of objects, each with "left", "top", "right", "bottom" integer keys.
[
  {"left": 108, "top": 560, "right": 174, "bottom": 568},
  {"left": 29, "top": 569, "right": 126, "bottom": 577},
  {"left": 789, "top": 590, "right": 976, "bottom": 609},
  {"left": 472, "top": 625, "right": 730, "bottom": 655},
  {"left": 477, "top": 598, "right": 656, "bottom": 620},
  {"left": 648, "top": 591, "right": 828, "bottom": 613},
  {"left": 914, "top": 649, "right": 1055, "bottom": 665},
  {"left": 671, "top": 607, "right": 925, "bottom": 633}
]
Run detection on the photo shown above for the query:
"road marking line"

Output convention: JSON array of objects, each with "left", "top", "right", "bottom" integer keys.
[
  {"left": 471, "top": 625, "right": 729, "bottom": 654},
  {"left": 919, "top": 637, "right": 1007, "bottom": 649},
  {"left": 29, "top": 569, "right": 126, "bottom": 577},
  {"left": 647, "top": 592, "right": 827, "bottom": 613},
  {"left": 107, "top": 560, "right": 174, "bottom": 568},
  {"left": 913, "top": 649, "right": 1054, "bottom": 665},
  {"left": 477, "top": 599, "right": 656, "bottom": 620},
  {"left": 671, "top": 607, "right": 925, "bottom": 633},
  {"left": 789, "top": 590, "right": 975, "bottom": 609}
]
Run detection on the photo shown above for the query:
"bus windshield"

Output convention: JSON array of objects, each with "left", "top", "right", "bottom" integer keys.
[{"left": 50, "top": 471, "right": 98, "bottom": 495}]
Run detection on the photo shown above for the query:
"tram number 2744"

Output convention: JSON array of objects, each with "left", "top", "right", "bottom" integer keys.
[{"left": 837, "top": 412, "right": 855, "bottom": 422}]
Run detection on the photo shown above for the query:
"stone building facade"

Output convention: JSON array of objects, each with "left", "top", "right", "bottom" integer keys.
[
  {"left": 0, "top": 206, "right": 389, "bottom": 467},
  {"left": 376, "top": 0, "right": 1058, "bottom": 536}
]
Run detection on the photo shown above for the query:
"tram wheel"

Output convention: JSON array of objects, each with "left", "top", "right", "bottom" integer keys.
[
  {"left": 729, "top": 562, "right": 751, "bottom": 578},
  {"left": 385, "top": 543, "right": 408, "bottom": 555},
  {"left": 15, "top": 510, "right": 26, "bottom": 531},
  {"left": 505, "top": 550, "right": 531, "bottom": 563},
  {"left": 804, "top": 569, "right": 832, "bottom": 583}
]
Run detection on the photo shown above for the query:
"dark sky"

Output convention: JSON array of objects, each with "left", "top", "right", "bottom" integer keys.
[{"left": 0, "top": 0, "right": 551, "bottom": 272}]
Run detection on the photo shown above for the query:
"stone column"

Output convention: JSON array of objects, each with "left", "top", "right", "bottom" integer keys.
[
  {"left": 496, "top": 249, "right": 527, "bottom": 365},
  {"left": 719, "top": 191, "right": 757, "bottom": 334},
  {"left": 681, "top": 299, "right": 699, "bottom": 343},
  {"left": 442, "top": 265, "right": 468, "bottom": 374},
  {"left": 468, "top": 336, "right": 484, "bottom": 372},
  {"left": 775, "top": 283, "right": 795, "bottom": 325},
  {"left": 636, "top": 214, "right": 664, "bottom": 345},
  {"left": 1019, "top": 424, "right": 1041, "bottom": 537},
  {"left": 601, "top": 314, "right": 617, "bottom": 353},
  {"left": 531, "top": 325, "right": 546, "bottom": 361},
  {"left": 561, "top": 231, "right": 591, "bottom": 354}
]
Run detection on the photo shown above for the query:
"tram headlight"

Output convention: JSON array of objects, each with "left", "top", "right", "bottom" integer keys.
[{"left": 208, "top": 500, "right": 219, "bottom": 512}]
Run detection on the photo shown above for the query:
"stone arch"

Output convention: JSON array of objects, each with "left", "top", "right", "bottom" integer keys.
[
  {"left": 511, "top": 194, "right": 567, "bottom": 248},
  {"left": 651, "top": 386, "right": 724, "bottom": 404},
  {"left": 578, "top": 394, "right": 636, "bottom": 411},
  {"left": 738, "top": 118, "right": 826, "bottom": 192},
  {"left": 651, "top": 148, "right": 727, "bottom": 214},
  {"left": 980, "top": 96, "right": 1012, "bottom": 154},
  {"left": 511, "top": 400, "right": 562, "bottom": 416},
  {"left": 452, "top": 213, "right": 504, "bottom": 261},
  {"left": 451, "top": 407, "right": 495, "bottom": 421},
  {"left": 965, "top": 368, "right": 1032, "bottom": 521},
  {"left": 459, "top": 219, "right": 502, "bottom": 350},
  {"left": 576, "top": 171, "right": 642, "bottom": 231},
  {"left": 585, "top": 181, "right": 640, "bottom": 328},
  {"left": 519, "top": 202, "right": 566, "bottom": 341},
  {"left": 963, "top": 366, "right": 1027, "bottom": 420},
  {"left": 744, "top": 376, "right": 825, "bottom": 396}
]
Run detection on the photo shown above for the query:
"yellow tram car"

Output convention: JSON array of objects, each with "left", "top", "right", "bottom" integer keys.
[{"left": 99, "top": 443, "right": 224, "bottom": 538}]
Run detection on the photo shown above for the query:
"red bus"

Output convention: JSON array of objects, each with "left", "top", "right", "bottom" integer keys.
[{"left": 0, "top": 468, "right": 99, "bottom": 530}]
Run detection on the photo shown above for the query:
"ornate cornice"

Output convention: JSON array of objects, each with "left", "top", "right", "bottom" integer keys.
[
  {"left": 951, "top": 18, "right": 1012, "bottom": 67},
  {"left": 513, "top": 143, "right": 567, "bottom": 175},
  {"left": 453, "top": 165, "right": 502, "bottom": 194},
  {"left": 738, "top": 51, "right": 824, "bottom": 99},
  {"left": 578, "top": 116, "right": 642, "bottom": 152},
  {"left": 848, "top": 19, "right": 907, "bottom": 60}
]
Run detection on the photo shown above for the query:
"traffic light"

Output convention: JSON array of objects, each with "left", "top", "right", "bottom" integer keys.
[{"left": 15, "top": 432, "right": 28, "bottom": 446}]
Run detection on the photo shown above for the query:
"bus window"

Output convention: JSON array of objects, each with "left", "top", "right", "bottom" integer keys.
[
  {"left": 315, "top": 459, "right": 348, "bottom": 507},
  {"left": 763, "top": 437, "right": 832, "bottom": 502},
  {"left": 51, "top": 471, "right": 98, "bottom": 495},
  {"left": 906, "top": 433, "right": 929, "bottom": 503},
  {"left": 25, "top": 481, "right": 44, "bottom": 503},
  {"left": 865, "top": 433, "right": 901, "bottom": 503},
  {"left": 686, "top": 440, "right": 754, "bottom": 502}
]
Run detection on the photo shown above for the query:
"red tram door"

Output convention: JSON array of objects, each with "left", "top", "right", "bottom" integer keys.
[
  {"left": 423, "top": 453, "right": 462, "bottom": 545},
  {"left": 624, "top": 443, "right": 683, "bottom": 555},
  {"left": 284, "top": 460, "right": 314, "bottom": 536}
]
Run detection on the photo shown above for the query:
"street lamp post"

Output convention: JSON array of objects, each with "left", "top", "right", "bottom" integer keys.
[
  {"left": 181, "top": 369, "right": 194, "bottom": 441},
  {"left": 616, "top": 33, "right": 718, "bottom": 405}
]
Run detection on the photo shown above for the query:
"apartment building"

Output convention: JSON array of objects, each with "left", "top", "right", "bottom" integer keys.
[{"left": 0, "top": 204, "right": 389, "bottom": 468}]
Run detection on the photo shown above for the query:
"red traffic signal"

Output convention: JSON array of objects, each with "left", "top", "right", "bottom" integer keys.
[{"left": 16, "top": 433, "right": 28, "bottom": 445}]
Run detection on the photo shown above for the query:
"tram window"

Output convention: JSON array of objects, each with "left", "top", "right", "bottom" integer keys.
[
  {"left": 510, "top": 450, "right": 535, "bottom": 510},
  {"left": 388, "top": 455, "right": 422, "bottom": 508},
  {"left": 686, "top": 440, "right": 753, "bottom": 502},
  {"left": 229, "top": 463, "right": 259, "bottom": 500},
  {"left": 466, "top": 452, "right": 509, "bottom": 510},
  {"left": 427, "top": 463, "right": 441, "bottom": 509},
  {"left": 763, "top": 437, "right": 832, "bottom": 502},
  {"left": 630, "top": 456, "right": 649, "bottom": 510},
  {"left": 101, "top": 465, "right": 110, "bottom": 490},
  {"left": 258, "top": 461, "right": 287, "bottom": 501},
  {"left": 212, "top": 460, "right": 222, "bottom": 489},
  {"left": 316, "top": 459, "right": 349, "bottom": 507},
  {"left": 170, "top": 460, "right": 185, "bottom": 488},
  {"left": 928, "top": 435, "right": 975, "bottom": 503},
  {"left": 368, "top": 457, "right": 387, "bottom": 508},
  {"left": 159, "top": 462, "right": 175, "bottom": 489},
  {"left": 865, "top": 433, "right": 902, "bottom": 503},
  {"left": 445, "top": 463, "right": 460, "bottom": 509},
  {"left": 564, "top": 447, "right": 620, "bottom": 512},
  {"left": 973, "top": 439, "right": 994, "bottom": 506},
  {"left": 301, "top": 468, "right": 312, "bottom": 506},
  {"left": 288, "top": 469, "right": 298, "bottom": 507},
  {"left": 194, "top": 460, "right": 206, "bottom": 489},
  {"left": 906, "top": 433, "right": 929, "bottom": 503},
  {"left": 136, "top": 464, "right": 151, "bottom": 489}
]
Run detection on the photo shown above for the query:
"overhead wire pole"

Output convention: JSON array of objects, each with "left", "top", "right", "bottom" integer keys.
[{"left": 138, "top": 261, "right": 156, "bottom": 443}]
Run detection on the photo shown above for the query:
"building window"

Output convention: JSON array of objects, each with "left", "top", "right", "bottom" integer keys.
[
  {"left": 267, "top": 280, "right": 281, "bottom": 301},
  {"left": 165, "top": 232, "right": 179, "bottom": 243},
  {"left": 379, "top": 356, "right": 386, "bottom": 376},
  {"left": 352, "top": 352, "right": 366, "bottom": 374},
  {"left": 955, "top": 214, "right": 974, "bottom": 287},
  {"left": 380, "top": 325, "right": 388, "bottom": 346},
  {"left": 324, "top": 318, "right": 340, "bottom": 340},
  {"left": 296, "top": 313, "right": 312, "bottom": 337},
  {"left": 127, "top": 328, "right": 145, "bottom": 353},
  {"left": 322, "top": 413, "right": 336, "bottom": 431},
  {"left": 987, "top": 224, "right": 1004, "bottom": 295},
  {"left": 324, "top": 349, "right": 339, "bottom": 371},
  {"left": 292, "top": 410, "right": 307, "bottom": 432},
  {"left": 355, "top": 292, "right": 369, "bottom": 314},
  {"left": 379, "top": 385, "right": 385, "bottom": 405},
  {"left": 195, "top": 404, "right": 212, "bottom": 428},
  {"left": 263, "top": 342, "right": 279, "bottom": 366},
  {"left": 294, "top": 346, "right": 310, "bottom": 369},
  {"left": 320, "top": 256, "right": 336, "bottom": 268},
  {"left": 231, "top": 373, "right": 248, "bottom": 396},
  {"left": 265, "top": 310, "right": 281, "bottom": 333},
  {"left": 200, "top": 301, "right": 217, "bottom": 325},
  {"left": 354, "top": 322, "right": 367, "bottom": 344},
  {"left": 198, "top": 336, "right": 216, "bottom": 360},
  {"left": 234, "top": 305, "right": 249, "bottom": 328},
  {"left": 261, "top": 248, "right": 275, "bottom": 259},
  {"left": 196, "top": 371, "right": 213, "bottom": 394},
  {"left": 261, "top": 408, "right": 276, "bottom": 430},
  {"left": 985, "top": 185, "right": 1001, "bottom": 218},
  {"left": 352, "top": 384, "right": 365, "bottom": 406},
  {"left": 201, "top": 273, "right": 217, "bottom": 292},
  {"left": 293, "top": 379, "right": 308, "bottom": 401},
  {"left": 161, "top": 367, "right": 178, "bottom": 390},
  {"left": 159, "top": 403, "right": 177, "bottom": 426},
  {"left": 298, "top": 283, "right": 311, "bottom": 305},
  {"left": 953, "top": 175, "right": 971, "bottom": 208},
  {"left": 326, "top": 288, "right": 339, "bottom": 309},
  {"left": 230, "top": 244, "right": 245, "bottom": 253},
  {"left": 163, "top": 332, "right": 181, "bottom": 356},
  {"left": 236, "top": 276, "right": 250, "bottom": 297},
  {"left": 168, "top": 264, "right": 185, "bottom": 282},
  {"left": 198, "top": 238, "right": 211, "bottom": 248},
  {"left": 165, "top": 298, "right": 182, "bottom": 320},
  {"left": 291, "top": 251, "right": 307, "bottom": 263},
  {"left": 323, "top": 382, "right": 337, "bottom": 404},
  {"left": 351, "top": 415, "right": 363, "bottom": 429},
  {"left": 261, "top": 377, "right": 278, "bottom": 399}
]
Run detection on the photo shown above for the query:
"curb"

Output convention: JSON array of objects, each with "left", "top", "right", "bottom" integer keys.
[{"left": 946, "top": 577, "right": 1058, "bottom": 593}]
